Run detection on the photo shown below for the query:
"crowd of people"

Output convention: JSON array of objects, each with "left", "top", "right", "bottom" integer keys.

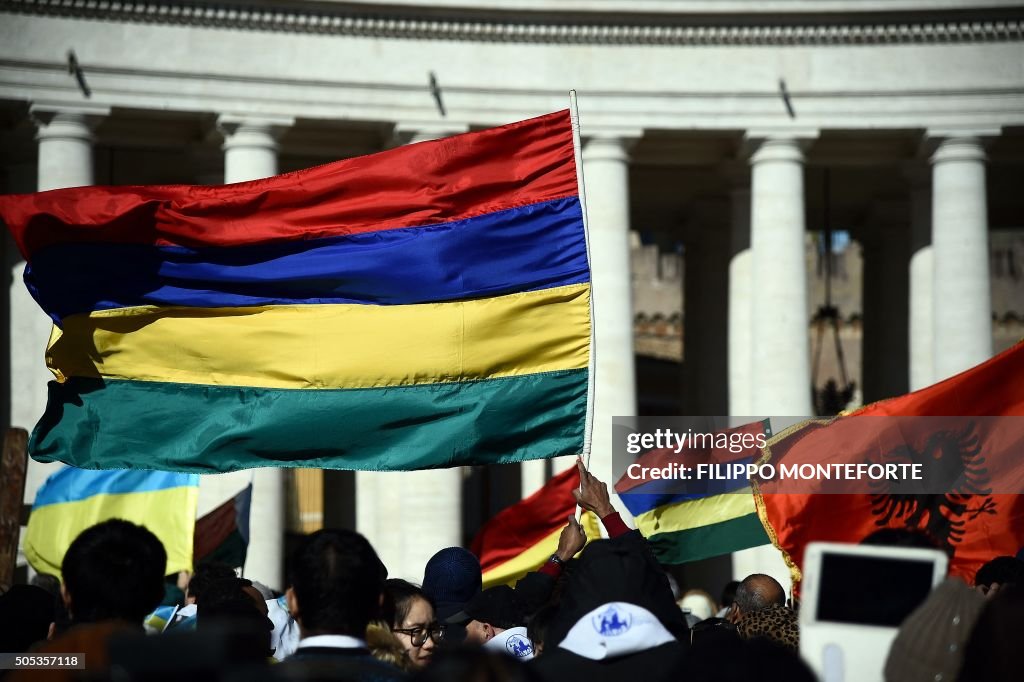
[{"left": 1, "top": 459, "right": 1021, "bottom": 682}]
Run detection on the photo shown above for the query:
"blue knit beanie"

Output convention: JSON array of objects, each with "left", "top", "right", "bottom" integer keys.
[{"left": 422, "top": 547, "right": 482, "bottom": 621}]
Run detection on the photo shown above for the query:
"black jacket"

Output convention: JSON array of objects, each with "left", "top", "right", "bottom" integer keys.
[
  {"left": 274, "top": 645, "right": 407, "bottom": 682},
  {"left": 531, "top": 641, "right": 689, "bottom": 682},
  {"left": 542, "top": 530, "right": 690, "bottom": 644},
  {"left": 529, "top": 530, "right": 690, "bottom": 681}
]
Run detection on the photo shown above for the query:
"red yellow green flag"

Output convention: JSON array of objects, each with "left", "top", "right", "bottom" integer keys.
[{"left": 471, "top": 466, "right": 601, "bottom": 588}]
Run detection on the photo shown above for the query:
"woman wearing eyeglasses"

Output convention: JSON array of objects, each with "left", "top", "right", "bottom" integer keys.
[{"left": 382, "top": 578, "right": 444, "bottom": 668}]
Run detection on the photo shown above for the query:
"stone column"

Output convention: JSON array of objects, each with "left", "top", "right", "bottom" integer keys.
[
  {"left": 520, "top": 460, "right": 548, "bottom": 500},
  {"left": 357, "top": 123, "right": 469, "bottom": 580},
  {"left": 907, "top": 174, "right": 933, "bottom": 391},
  {"left": 378, "top": 466, "right": 464, "bottom": 581},
  {"left": 747, "top": 135, "right": 815, "bottom": 416},
  {"left": 581, "top": 134, "right": 638, "bottom": 500},
  {"left": 929, "top": 135, "right": 994, "bottom": 382},
  {"left": 217, "top": 115, "right": 293, "bottom": 182},
  {"left": 18, "top": 104, "right": 109, "bottom": 510},
  {"left": 198, "top": 115, "right": 293, "bottom": 590},
  {"left": 727, "top": 186, "right": 753, "bottom": 417},
  {"left": 33, "top": 105, "right": 107, "bottom": 191}
]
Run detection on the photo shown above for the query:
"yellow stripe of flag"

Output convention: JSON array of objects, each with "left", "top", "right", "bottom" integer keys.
[
  {"left": 481, "top": 511, "right": 602, "bottom": 588},
  {"left": 47, "top": 284, "right": 590, "bottom": 390},
  {"left": 633, "top": 490, "right": 756, "bottom": 537},
  {"left": 24, "top": 487, "right": 199, "bottom": 580}
]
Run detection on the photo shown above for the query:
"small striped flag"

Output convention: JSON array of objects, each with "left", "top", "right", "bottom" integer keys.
[
  {"left": 472, "top": 466, "right": 602, "bottom": 588},
  {"left": 615, "top": 421, "right": 771, "bottom": 564}
]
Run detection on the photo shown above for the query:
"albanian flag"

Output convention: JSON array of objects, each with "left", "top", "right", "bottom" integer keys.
[{"left": 757, "top": 341, "right": 1024, "bottom": 585}]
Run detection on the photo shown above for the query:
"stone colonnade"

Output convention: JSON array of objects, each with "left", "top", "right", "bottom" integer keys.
[
  {"left": 12, "top": 105, "right": 996, "bottom": 584},
  {"left": 727, "top": 132, "right": 993, "bottom": 416}
]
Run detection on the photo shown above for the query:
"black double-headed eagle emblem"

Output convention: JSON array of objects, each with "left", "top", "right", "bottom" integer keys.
[{"left": 869, "top": 421, "right": 996, "bottom": 555}]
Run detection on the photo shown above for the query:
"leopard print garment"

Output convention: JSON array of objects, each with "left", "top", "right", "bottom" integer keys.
[{"left": 736, "top": 604, "right": 800, "bottom": 651}]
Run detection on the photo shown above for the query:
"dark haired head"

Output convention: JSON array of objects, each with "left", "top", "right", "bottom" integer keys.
[
  {"left": 287, "top": 528, "right": 386, "bottom": 637},
  {"left": 199, "top": 580, "right": 274, "bottom": 659},
  {"left": 61, "top": 519, "right": 166, "bottom": 625},
  {"left": 720, "top": 580, "right": 740, "bottom": 609},
  {"left": 383, "top": 578, "right": 429, "bottom": 629},
  {"left": 690, "top": 616, "right": 739, "bottom": 649},
  {"left": 187, "top": 562, "right": 238, "bottom": 605},
  {"left": 31, "top": 573, "right": 62, "bottom": 599},
  {"left": 526, "top": 603, "right": 558, "bottom": 656},
  {"left": 975, "top": 556, "right": 1024, "bottom": 589},
  {"left": 0, "top": 585, "right": 57, "bottom": 652},
  {"left": 199, "top": 577, "right": 249, "bottom": 609}
]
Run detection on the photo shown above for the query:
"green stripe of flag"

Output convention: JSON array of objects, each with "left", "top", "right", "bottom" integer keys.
[
  {"left": 30, "top": 369, "right": 587, "bottom": 473},
  {"left": 645, "top": 513, "right": 769, "bottom": 564}
]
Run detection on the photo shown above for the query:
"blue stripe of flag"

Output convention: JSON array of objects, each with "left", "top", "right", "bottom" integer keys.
[
  {"left": 26, "top": 196, "right": 588, "bottom": 322},
  {"left": 618, "top": 460, "right": 753, "bottom": 517},
  {"left": 33, "top": 467, "right": 199, "bottom": 509}
]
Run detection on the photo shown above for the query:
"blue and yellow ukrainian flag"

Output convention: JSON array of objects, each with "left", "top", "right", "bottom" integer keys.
[{"left": 24, "top": 467, "right": 199, "bottom": 578}]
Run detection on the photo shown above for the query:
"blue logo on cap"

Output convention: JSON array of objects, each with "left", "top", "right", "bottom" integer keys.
[
  {"left": 592, "top": 605, "right": 632, "bottom": 637},
  {"left": 506, "top": 634, "right": 533, "bottom": 658}
]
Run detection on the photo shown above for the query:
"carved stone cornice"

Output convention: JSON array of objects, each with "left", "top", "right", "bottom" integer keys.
[{"left": 2, "top": 0, "right": 1022, "bottom": 46}]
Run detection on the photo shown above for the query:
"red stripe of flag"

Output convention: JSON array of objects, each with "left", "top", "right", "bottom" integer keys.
[
  {"left": 2, "top": 110, "right": 577, "bottom": 257},
  {"left": 472, "top": 466, "right": 580, "bottom": 574}
]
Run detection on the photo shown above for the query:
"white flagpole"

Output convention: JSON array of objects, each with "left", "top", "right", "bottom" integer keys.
[
  {"left": 569, "top": 90, "right": 597, "bottom": 472},
  {"left": 569, "top": 90, "right": 598, "bottom": 510},
  {"left": 161, "top": 604, "right": 180, "bottom": 633}
]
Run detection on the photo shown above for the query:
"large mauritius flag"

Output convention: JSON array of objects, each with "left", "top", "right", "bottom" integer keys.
[{"left": 0, "top": 110, "right": 593, "bottom": 473}]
